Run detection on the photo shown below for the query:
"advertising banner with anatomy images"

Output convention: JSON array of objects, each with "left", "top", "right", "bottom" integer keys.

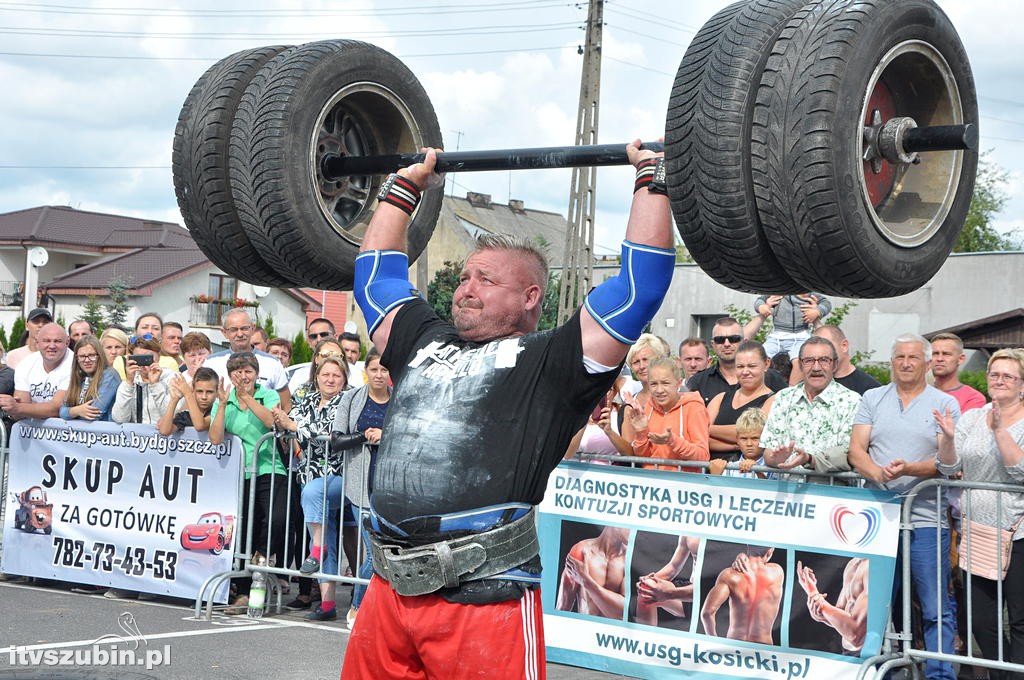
[
  {"left": 2, "top": 418, "right": 241, "bottom": 602},
  {"left": 539, "top": 462, "right": 902, "bottom": 680}
]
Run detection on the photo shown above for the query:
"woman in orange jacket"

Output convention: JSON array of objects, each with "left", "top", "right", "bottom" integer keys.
[{"left": 622, "top": 358, "right": 710, "bottom": 471}]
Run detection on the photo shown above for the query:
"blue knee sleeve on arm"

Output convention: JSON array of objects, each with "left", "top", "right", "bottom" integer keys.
[
  {"left": 354, "top": 250, "right": 420, "bottom": 336},
  {"left": 583, "top": 240, "right": 675, "bottom": 344}
]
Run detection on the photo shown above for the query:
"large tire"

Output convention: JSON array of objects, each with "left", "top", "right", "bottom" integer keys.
[
  {"left": 172, "top": 46, "right": 294, "bottom": 286},
  {"left": 665, "top": 0, "right": 806, "bottom": 294},
  {"left": 751, "top": 0, "right": 977, "bottom": 297},
  {"left": 230, "top": 40, "right": 443, "bottom": 290}
]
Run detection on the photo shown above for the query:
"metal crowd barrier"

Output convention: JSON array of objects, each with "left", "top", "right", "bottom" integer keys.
[
  {"left": 570, "top": 450, "right": 864, "bottom": 485},
  {"left": 193, "top": 431, "right": 371, "bottom": 620},
  {"left": 858, "top": 477, "right": 1024, "bottom": 680},
  {"left": 0, "top": 422, "right": 8, "bottom": 556}
]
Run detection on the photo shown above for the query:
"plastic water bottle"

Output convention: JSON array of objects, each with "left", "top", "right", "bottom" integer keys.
[{"left": 247, "top": 558, "right": 267, "bottom": 619}]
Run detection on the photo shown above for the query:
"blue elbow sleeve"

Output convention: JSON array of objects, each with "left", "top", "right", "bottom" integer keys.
[
  {"left": 584, "top": 240, "right": 675, "bottom": 344},
  {"left": 354, "top": 250, "right": 419, "bottom": 336}
]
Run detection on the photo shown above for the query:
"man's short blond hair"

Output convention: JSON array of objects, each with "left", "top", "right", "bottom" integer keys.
[
  {"left": 473, "top": 233, "right": 548, "bottom": 291},
  {"left": 931, "top": 332, "right": 964, "bottom": 354}
]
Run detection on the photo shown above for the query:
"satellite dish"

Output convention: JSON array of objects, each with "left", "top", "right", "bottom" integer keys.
[
  {"left": 252, "top": 286, "right": 271, "bottom": 298},
  {"left": 28, "top": 246, "right": 48, "bottom": 268}
]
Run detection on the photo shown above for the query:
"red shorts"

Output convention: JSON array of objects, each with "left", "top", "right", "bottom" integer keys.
[{"left": 341, "top": 575, "right": 545, "bottom": 680}]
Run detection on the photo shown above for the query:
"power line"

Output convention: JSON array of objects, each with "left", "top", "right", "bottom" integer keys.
[
  {"left": 0, "top": 0, "right": 567, "bottom": 18},
  {"left": 0, "top": 45, "right": 571, "bottom": 61},
  {"left": 981, "top": 114, "right": 1024, "bottom": 128},
  {"left": 604, "top": 4, "right": 699, "bottom": 34},
  {"left": 0, "top": 22, "right": 580, "bottom": 40},
  {"left": 604, "top": 55, "right": 674, "bottom": 77},
  {"left": 980, "top": 95, "right": 1024, "bottom": 109},
  {"left": 0, "top": 165, "right": 169, "bottom": 169},
  {"left": 603, "top": 22, "right": 689, "bottom": 49}
]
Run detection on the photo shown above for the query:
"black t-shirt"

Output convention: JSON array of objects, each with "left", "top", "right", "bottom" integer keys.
[
  {"left": 835, "top": 367, "right": 881, "bottom": 395},
  {"left": 376, "top": 299, "right": 617, "bottom": 536},
  {"left": 687, "top": 363, "right": 789, "bottom": 405}
]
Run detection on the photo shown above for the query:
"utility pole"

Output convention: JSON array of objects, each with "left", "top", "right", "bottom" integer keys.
[{"left": 557, "top": 0, "right": 603, "bottom": 324}]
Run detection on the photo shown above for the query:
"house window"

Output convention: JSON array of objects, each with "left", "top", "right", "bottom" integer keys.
[{"left": 207, "top": 275, "right": 236, "bottom": 326}]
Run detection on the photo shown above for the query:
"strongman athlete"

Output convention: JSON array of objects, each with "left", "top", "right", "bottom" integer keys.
[{"left": 342, "top": 141, "right": 675, "bottom": 679}]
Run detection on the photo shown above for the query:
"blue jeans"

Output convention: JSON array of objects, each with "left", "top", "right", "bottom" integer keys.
[
  {"left": 350, "top": 513, "right": 373, "bottom": 610},
  {"left": 894, "top": 526, "right": 957, "bottom": 680},
  {"left": 300, "top": 475, "right": 343, "bottom": 582}
]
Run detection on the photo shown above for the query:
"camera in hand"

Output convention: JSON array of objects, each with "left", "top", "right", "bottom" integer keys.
[{"left": 130, "top": 354, "right": 155, "bottom": 366}]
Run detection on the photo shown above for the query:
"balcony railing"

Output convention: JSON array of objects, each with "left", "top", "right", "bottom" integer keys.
[{"left": 189, "top": 299, "right": 260, "bottom": 327}]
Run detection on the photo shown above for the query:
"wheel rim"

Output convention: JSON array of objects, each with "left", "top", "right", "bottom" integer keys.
[
  {"left": 309, "top": 82, "right": 425, "bottom": 246},
  {"left": 859, "top": 40, "right": 964, "bottom": 248}
]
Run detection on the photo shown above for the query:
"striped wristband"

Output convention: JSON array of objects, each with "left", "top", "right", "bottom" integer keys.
[
  {"left": 377, "top": 173, "right": 421, "bottom": 215},
  {"left": 633, "top": 157, "right": 660, "bottom": 193}
]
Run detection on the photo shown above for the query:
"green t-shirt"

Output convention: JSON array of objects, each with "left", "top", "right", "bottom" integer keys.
[{"left": 212, "top": 384, "right": 282, "bottom": 478}]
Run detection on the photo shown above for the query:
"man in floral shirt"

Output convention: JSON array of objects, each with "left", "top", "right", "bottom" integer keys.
[{"left": 760, "top": 336, "right": 860, "bottom": 477}]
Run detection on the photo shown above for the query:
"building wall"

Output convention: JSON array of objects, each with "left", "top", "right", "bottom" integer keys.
[{"left": 587, "top": 251, "right": 1024, "bottom": 366}]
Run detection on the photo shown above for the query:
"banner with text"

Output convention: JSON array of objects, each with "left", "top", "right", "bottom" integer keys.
[
  {"left": 2, "top": 418, "right": 242, "bottom": 602},
  {"left": 539, "top": 462, "right": 901, "bottom": 680}
]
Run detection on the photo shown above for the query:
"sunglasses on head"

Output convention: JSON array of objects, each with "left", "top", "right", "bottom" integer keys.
[
  {"left": 129, "top": 333, "right": 155, "bottom": 344},
  {"left": 318, "top": 351, "right": 343, "bottom": 359},
  {"left": 712, "top": 334, "right": 742, "bottom": 345},
  {"left": 308, "top": 331, "right": 334, "bottom": 340}
]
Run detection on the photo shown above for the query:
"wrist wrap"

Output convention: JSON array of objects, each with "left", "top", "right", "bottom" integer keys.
[{"left": 377, "top": 173, "right": 421, "bottom": 215}]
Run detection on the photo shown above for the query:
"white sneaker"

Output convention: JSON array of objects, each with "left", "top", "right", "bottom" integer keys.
[{"left": 346, "top": 607, "right": 357, "bottom": 627}]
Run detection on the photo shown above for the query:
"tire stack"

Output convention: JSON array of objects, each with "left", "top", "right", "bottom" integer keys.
[
  {"left": 172, "top": 41, "right": 443, "bottom": 290},
  {"left": 665, "top": 0, "right": 977, "bottom": 298}
]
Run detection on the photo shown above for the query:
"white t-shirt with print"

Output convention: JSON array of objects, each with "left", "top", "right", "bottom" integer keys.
[{"left": 14, "top": 349, "right": 73, "bottom": 403}]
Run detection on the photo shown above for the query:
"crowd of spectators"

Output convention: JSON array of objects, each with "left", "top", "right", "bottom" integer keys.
[
  {"left": 2, "top": 301, "right": 1022, "bottom": 670},
  {"left": 0, "top": 308, "right": 381, "bottom": 626},
  {"left": 560, "top": 308, "right": 1024, "bottom": 679}
]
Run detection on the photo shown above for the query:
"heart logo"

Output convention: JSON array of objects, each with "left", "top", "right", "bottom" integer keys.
[{"left": 831, "top": 505, "right": 881, "bottom": 546}]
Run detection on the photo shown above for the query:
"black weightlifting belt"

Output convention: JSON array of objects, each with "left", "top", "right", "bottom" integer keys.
[{"left": 369, "top": 508, "right": 539, "bottom": 597}]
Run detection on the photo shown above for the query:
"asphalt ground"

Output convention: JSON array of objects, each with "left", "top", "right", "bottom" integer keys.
[{"left": 0, "top": 578, "right": 628, "bottom": 680}]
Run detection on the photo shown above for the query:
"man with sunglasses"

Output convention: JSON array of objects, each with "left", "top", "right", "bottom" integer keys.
[
  {"left": 204, "top": 309, "right": 290, "bottom": 410},
  {"left": 760, "top": 336, "right": 860, "bottom": 477},
  {"left": 687, "top": 317, "right": 788, "bottom": 405},
  {"left": 306, "top": 317, "right": 336, "bottom": 345}
]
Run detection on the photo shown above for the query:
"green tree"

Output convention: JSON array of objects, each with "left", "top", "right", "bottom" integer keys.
[
  {"left": 539, "top": 272, "right": 565, "bottom": 332},
  {"left": 0, "top": 324, "right": 8, "bottom": 352},
  {"left": 81, "top": 294, "right": 106, "bottom": 333},
  {"left": 262, "top": 313, "right": 277, "bottom": 339},
  {"left": 292, "top": 331, "right": 311, "bottom": 364},
  {"left": 103, "top": 275, "right": 133, "bottom": 328},
  {"left": 426, "top": 260, "right": 461, "bottom": 324},
  {"left": 954, "top": 153, "right": 1022, "bottom": 253},
  {"left": 10, "top": 317, "right": 26, "bottom": 348}
]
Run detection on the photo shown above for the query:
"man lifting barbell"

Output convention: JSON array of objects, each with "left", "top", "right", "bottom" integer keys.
[{"left": 340, "top": 141, "right": 674, "bottom": 680}]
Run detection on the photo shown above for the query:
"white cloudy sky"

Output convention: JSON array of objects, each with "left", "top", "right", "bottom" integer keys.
[{"left": 0, "top": 0, "right": 1021, "bottom": 261}]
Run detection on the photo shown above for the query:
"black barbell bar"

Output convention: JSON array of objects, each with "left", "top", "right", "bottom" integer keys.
[
  {"left": 320, "top": 142, "right": 664, "bottom": 180},
  {"left": 903, "top": 123, "right": 978, "bottom": 154},
  {"left": 321, "top": 122, "right": 976, "bottom": 181}
]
